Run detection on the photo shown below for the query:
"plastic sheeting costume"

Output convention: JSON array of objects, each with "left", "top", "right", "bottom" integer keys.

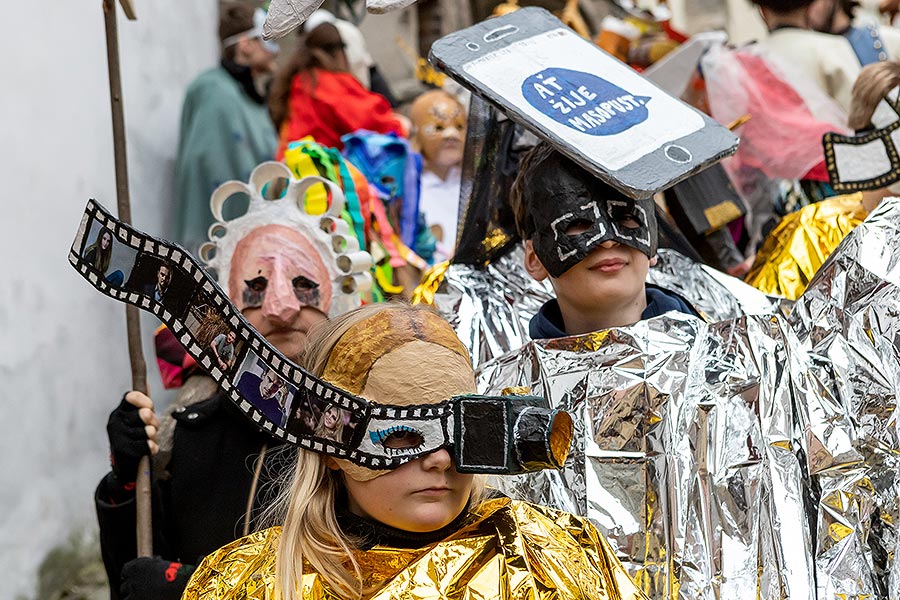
[{"left": 182, "top": 496, "right": 647, "bottom": 600}]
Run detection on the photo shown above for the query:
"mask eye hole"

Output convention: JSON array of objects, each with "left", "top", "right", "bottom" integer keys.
[
  {"left": 292, "top": 275, "right": 318, "bottom": 291},
  {"left": 245, "top": 276, "right": 268, "bottom": 292},
  {"left": 618, "top": 216, "right": 641, "bottom": 229},
  {"left": 563, "top": 218, "right": 593, "bottom": 236},
  {"left": 242, "top": 276, "right": 267, "bottom": 308},
  {"left": 370, "top": 426, "right": 425, "bottom": 452},
  {"left": 383, "top": 429, "right": 424, "bottom": 449},
  {"left": 292, "top": 275, "right": 320, "bottom": 306},
  {"left": 610, "top": 206, "right": 642, "bottom": 230}
]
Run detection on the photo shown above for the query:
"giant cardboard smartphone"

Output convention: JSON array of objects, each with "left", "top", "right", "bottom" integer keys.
[{"left": 429, "top": 8, "right": 739, "bottom": 199}]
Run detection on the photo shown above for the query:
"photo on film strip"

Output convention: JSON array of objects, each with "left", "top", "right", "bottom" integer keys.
[
  {"left": 232, "top": 351, "right": 298, "bottom": 429},
  {"left": 285, "top": 386, "right": 361, "bottom": 446},
  {"left": 184, "top": 288, "right": 246, "bottom": 377},
  {"left": 126, "top": 251, "right": 198, "bottom": 318},
  {"left": 78, "top": 216, "right": 138, "bottom": 290}
]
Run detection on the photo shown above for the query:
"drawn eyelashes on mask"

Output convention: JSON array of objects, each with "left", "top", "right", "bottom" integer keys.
[
  {"left": 369, "top": 425, "right": 427, "bottom": 456},
  {"left": 242, "top": 275, "right": 321, "bottom": 308}
]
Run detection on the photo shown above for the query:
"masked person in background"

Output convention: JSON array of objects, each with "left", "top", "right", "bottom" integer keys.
[
  {"left": 303, "top": 9, "right": 399, "bottom": 106},
  {"left": 173, "top": 3, "right": 279, "bottom": 254},
  {"left": 96, "top": 165, "right": 372, "bottom": 600},
  {"left": 183, "top": 303, "right": 649, "bottom": 600},
  {"left": 410, "top": 90, "right": 467, "bottom": 260},
  {"left": 269, "top": 21, "right": 407, "bottom": 156}
]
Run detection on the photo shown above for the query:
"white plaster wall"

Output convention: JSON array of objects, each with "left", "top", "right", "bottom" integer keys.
[{"left": 0, "top": 1, "right": 218, "bottom": 595}]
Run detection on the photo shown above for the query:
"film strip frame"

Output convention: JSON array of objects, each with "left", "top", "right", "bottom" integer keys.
[{"left": 69, "top": 200, "right": 460, "bottom": 469}]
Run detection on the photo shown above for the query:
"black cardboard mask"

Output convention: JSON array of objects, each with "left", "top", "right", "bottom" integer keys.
[{"left": 524, "top": 152, "right": 658, "bottom": 277}]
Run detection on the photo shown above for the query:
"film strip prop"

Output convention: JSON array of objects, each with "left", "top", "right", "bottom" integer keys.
[
  {"left": 70, "top": 200, "right": 456, "bottom": 470},
  {"left": 72, "top": 201, "right": 573, "bottom": 474}
]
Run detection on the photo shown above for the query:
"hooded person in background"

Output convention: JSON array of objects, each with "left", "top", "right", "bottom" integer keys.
[
  {"left": 269, "top": 21, "right": 407, "bottom": 156},
  {"left": 303, "top": 10, "right": 398, "bottom": 106},
  {"left": 173, "top": 3, "right": 279, "bottom": 254}
]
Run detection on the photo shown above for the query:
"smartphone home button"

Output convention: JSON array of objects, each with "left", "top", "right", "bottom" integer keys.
[{"left": 664, "top": 144, "right": 692, "bottom": 164}]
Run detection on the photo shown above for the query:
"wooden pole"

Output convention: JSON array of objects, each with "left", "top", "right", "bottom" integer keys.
[{"left": 102, "top": 0, "right": 153, "bottom": 558}]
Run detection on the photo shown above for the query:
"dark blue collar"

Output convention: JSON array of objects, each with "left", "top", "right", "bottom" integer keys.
[{"left": 529, "top": 284, "right": 697, "bottom": 339}]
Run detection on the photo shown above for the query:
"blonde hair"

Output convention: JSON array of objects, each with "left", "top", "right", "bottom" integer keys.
[
  {"left": 849, "top": 60, "right": 900, "bottom": 131},
  {"left": 266, "top": 302, "right": 486, "bottom": 600}
]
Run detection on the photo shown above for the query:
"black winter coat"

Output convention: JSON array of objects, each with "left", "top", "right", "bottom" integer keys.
[{"left": 95, "top": 392, "right": 290, "bottom": 600}]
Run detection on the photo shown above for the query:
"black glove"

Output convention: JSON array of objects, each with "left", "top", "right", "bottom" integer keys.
[
  {"left": 120, "top": 557, "right": 195, "bottom": 600},
  {"left": 107, "top": 395, "right": 151, "bottom": 484}
]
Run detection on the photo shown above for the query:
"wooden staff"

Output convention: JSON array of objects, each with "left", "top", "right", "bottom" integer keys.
[{"left": 102, "top": 0, "right": 152, "bottom": 557}]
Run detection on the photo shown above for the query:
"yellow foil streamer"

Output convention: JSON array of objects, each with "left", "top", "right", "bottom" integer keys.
[
  {"left": 183, "top": 498, "right": 649, "bottom": 600},
  {"left": 745, "top": 193, "right": 866, "bottom": 300},
  {"left": 411, "top": 261, "right": 450, "bottom": 306}
]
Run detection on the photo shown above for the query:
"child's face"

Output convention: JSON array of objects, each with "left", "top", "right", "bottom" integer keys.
[
  {"left": 526, "top": 238, "right": 651, "bottom": 322},
  {"left": 334, "top": 340, "right": 476, "bottom": 531},
  {"left": 343, "top": 446, "right": 474, "bottom": 532}
]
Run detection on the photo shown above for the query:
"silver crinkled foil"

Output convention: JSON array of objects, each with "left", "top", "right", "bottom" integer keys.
[
  {"left": 790, "top": 198, "right": 900, "bottom": 599},
  {"left": 435, "top": 198, "right": 900, "bottom": 598},
  {"left": 434, "top": 246, "right": 776, "bottom": 370},
  {"left": 477, "top": 312, "right": 815, "bottom": 599}
]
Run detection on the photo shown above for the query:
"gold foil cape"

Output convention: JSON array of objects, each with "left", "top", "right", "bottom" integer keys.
[
  {"left": 745, "top": 193, "right": 867, "bottom": 300},
  {"left": 182, "top": 498, "right": 649, "bottom": 599},
  {"left": 432, "top": 198, "right": 900, "bottom": 598}
]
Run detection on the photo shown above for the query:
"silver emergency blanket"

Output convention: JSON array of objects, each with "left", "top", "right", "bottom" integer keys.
[
  {"left": 434, "top": 246, "right": 776, "bottom": 369},
  {"left": 436, "top": 199, "right": 900, "bottom": 598},
  {"left": 790, "top": 200, "right": 900, "bottom": 599},
  {"left": 478, "top": 310, "right": 815, "bottom": 599}
]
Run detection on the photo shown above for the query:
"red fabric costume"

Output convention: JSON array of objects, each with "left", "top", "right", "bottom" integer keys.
[{"left": 276, "top": 69, "right": 405, "bottom": 157}]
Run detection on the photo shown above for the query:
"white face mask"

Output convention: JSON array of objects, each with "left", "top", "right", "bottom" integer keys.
[{"left": 222, "top": 8, "right": 281, "bottom": 54}]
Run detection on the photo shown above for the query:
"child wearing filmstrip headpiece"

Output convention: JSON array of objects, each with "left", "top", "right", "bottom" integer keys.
[
  {"left": 96, "top": 164, "right": 372, "bottom": 600},
  {"left": 182, "top": 302, "right": 649, "bottom": 600}
]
